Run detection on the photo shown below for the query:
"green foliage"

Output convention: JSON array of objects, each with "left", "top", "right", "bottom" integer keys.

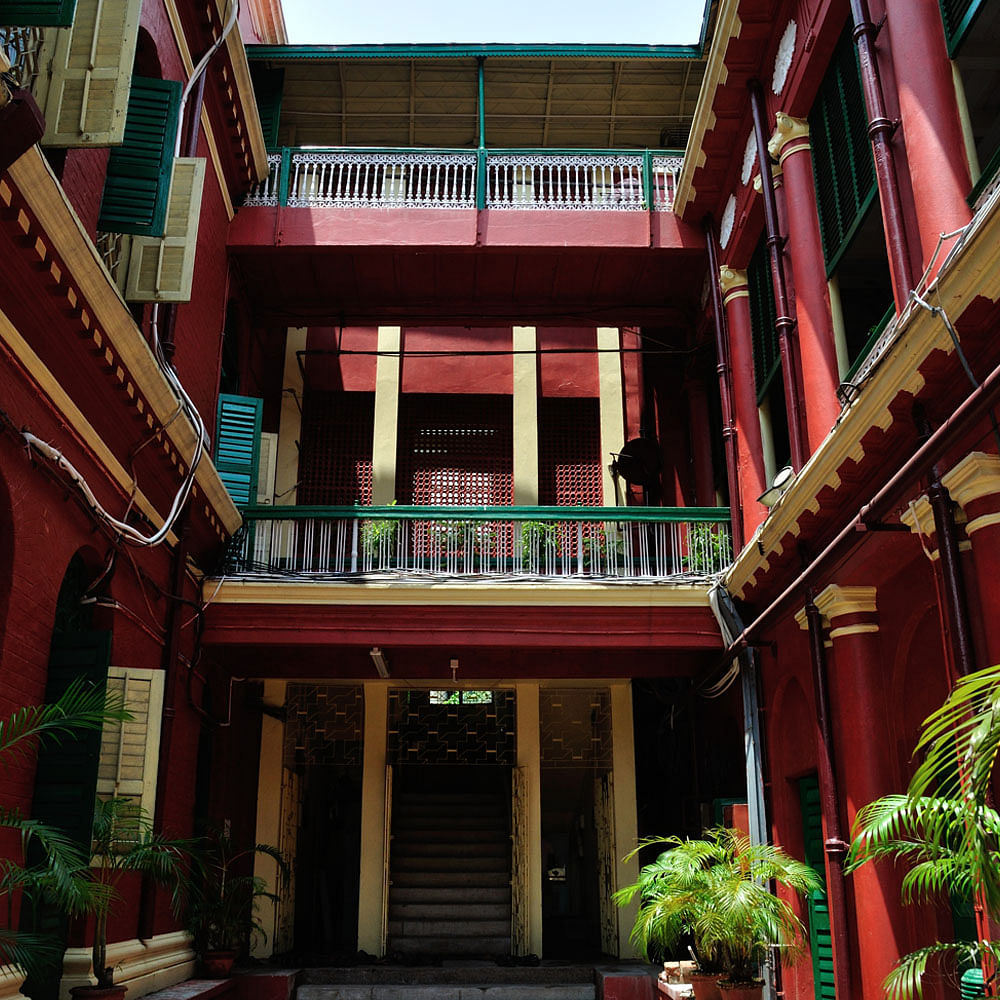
[
  {"left": 614, "top": 828, "right": 820, "bottom": 985},
  {"left": 847, "top": 662, "right": 1000, "bottom": 1000},
  {"left": 682, "top": 522, "right": 732, "bottom": 576},
  {"left": 187, "top": 830, "right": 290, "bottom": 954},
  {"left": 520, "top": 521, "right": 559, "bottom": 566},
  {"left": 361, "top": 502, "right": 398, "bottom": 560},
  {"left": 0, "top": 679, "right": 128, "bottom": 979}
]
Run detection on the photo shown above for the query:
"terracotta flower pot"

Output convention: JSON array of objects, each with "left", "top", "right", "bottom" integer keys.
[
  {"left": 70, "top": 986, "right": 127, "bottom": 1000},
  {"left": 201, "top": 950, "right": 238, "bottom": 978},
  {"left": 717, "top": 981, "right": 764, "bottom": 1000},
  {"left": 688, "top": 972, "right": 723, "bottom": 1000}
]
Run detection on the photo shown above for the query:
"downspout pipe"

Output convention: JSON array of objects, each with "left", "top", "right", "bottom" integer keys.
[
  {"left": 805, "top": 598, "right": 854, "bottom": 1000},
  {"left": 748, "top": 79, "right": 807, "bottom": 472},
  {"left": 849, "top": 0, "right": 915, "bottom": 306},
  {"left": 704, "top": 216, "right": 744, "bottom": 551}
]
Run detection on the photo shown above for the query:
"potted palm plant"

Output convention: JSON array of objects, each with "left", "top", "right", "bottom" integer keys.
[
  {"left": 75, "top": 797, "right": 192, "bottom": 1000},
  {"left": 615, "top": 828, "right": 821, "bottom": 1000},
  {"left": 848, "top": 662, "right": 1000, "bottom": 1000},
  {"left": 187, "top": 829, "right": 289, "bottom": 977}
]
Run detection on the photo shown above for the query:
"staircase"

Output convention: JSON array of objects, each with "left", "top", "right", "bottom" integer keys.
[{"left": 388, "top": 787, "right": 512, "bottom": 958}]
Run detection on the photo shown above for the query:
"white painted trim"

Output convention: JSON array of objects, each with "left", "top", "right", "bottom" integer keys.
[
  {"left": 512, "top": 326, "right": 539, "bottom": 506},
  {"left": 597, "top": 327, "right": 625, "bottom": 506},
  {"left": 372, "top": 326, "right": 402, "bottom": 505}
]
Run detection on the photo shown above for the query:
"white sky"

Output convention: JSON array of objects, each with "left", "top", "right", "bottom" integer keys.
[{"left": 280, "top": 0, "right": 710, "bottom": 46}]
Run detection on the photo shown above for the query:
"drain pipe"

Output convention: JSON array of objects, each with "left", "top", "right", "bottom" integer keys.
[
  {"left": 804, "top": 597, "right": 854, "bottom": 1000},
  {"left": 705, "top": 217, "right": 744, "bottom": 552},
  {"left": 748, "top": 79, "right": 807, "bottom": 472},
  {"left": 849, "top": 0, "right": 915, "bottom": 306}
]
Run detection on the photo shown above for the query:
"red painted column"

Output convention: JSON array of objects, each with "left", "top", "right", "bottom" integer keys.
[
  {"left": 810, "top": 585, "right": 908, "bottom": 1000},
  {"left": 719, "top": 266, "right": 767, "bottom": 540},
  {"left": 942, "top": 453, "right": 1000, "bottom": 665},
  {"left": 770, "top": 114, "right": 842, "bottom": 452},
  {"left": 884, "top": 0, "right": 972, "bottom": 280}
]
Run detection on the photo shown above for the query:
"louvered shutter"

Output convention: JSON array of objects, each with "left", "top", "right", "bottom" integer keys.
[
  {"left": 96, "top": 667, "right": 164, "bottom": 818},
  {"left": 250, "top": 65, "right": 283, "bottom": 148},
  {"left": 799, "top": 776, "right": 836, "bottom": 1000},
  {"left": 809, "top": 28, "right": 878, "bottom": 274},
  {"left": 940, "top": 0, "right": 986, "bottom": 55},
  {"left": 216, "top": 394, "right": 264, "bottom": 506},
  {"left": 38, "top": 0, "right": 142, "bottom": 145},
  {"left": 0, "top": 0, "right": 76, "bottom": 25},
  {"left": 98, "top": 76, "right": 181, "bottom": 236},
  {"left": 747, "top": 237, "right": 780, "bottom": 401},
  {"left": 124, "top": 156, "right": 206, "bottom": 302}
]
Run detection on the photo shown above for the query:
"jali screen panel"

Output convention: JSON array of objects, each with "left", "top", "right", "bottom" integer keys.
[{"left": 298, "top": 391, "right": 375, "bottom": 505}]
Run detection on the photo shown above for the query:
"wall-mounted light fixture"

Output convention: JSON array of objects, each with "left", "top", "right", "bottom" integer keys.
[{"left": 757, "top": 465, "right": 794, "bottom": 508}]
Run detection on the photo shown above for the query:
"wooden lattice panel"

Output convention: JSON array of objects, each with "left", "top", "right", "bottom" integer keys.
[
  {"left": 298, "top": 391, "right": 374, "bottom": 505},
  {"left": 538, "top": 397, "right": 602, "bottom": 506}
]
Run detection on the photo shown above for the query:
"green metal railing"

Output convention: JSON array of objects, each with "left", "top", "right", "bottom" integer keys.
[{"left": 228, "top": 504, "right": 732, "bottom": 580}]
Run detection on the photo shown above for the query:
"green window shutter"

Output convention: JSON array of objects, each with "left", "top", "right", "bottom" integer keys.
[
  {"left": 0, "top": 0, "right": 76, "bottom": 25},
  {"left": 809, "top": 28, "right": 878, "bottom": 274},
  {"left": 747, "top": 236, "right": 780, "bottom": 401},
  {"left": 249, "top": 65, "right": 283, "bottom": 149},
  {"left": 215, "top": 394, "right": 263, "bottom": 506},
  {"left": 940, "top": 0, "right": 986, "bottom": 55},
  {"left": 799, "top": 776, "right": 837, "bottom": 1000},
  {"left": 98, "top": 76, "right": 181, "bottom": 237}
]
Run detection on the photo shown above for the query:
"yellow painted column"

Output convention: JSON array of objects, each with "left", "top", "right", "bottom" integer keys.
[
  {"left": 276, "top": 328, "right": 306, "bottom": 506},
  {"left": 597, "top": 327, "right": 625, "bottom": 505},
  {"left": 372, "top": 325, "right": 402, "bottom": 504},
  {"left": 252, "top": 679, "right": 287, "bottom": 958},
  {"left": 515, "top": 681, "right": 543, "bottom": 957},
  {"left": 610, "top": 681, "right": 640, "bottom": 958},
  {"left": 358, "top": 681, "right": 390, "bottom": 954},
  {"left": 512, "top": 325, "right": 539, "bottom": 505}
]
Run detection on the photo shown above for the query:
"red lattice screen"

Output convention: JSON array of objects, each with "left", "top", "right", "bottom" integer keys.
[
  {"left": 396, "top": 394, "right": 513, "bottom": 505},
  {"left": 538, "top": 397, "right": 603, "bottom": 505},
  {"left": 298, "top": 391, "right": 374, "bottom": 504}
]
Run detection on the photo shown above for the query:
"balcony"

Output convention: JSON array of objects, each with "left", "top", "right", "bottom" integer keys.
[
  {"left": 244, "top": 147, "right": 683, "bottom": 212},
  {"left": 225, "top": 505, "right": 732, "bottom": 582}
]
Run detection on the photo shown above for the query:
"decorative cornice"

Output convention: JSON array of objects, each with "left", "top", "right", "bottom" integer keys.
[
  {"left": 720, "top": 266, "right": 748, "bottom": 303},
  {"left": 941, "top": 451, "right": 1000, "bottom": 507},
  {"left": 795, "top": 585, "right": 877, "bottom": 631},
  {"left": 900, "top": 494, "right": 936, "bottom": 538},
  {"left": 752, "top": 161, "right": 783, "bottom": 194},
  {"left": 769, "top": 113, "right": 810, "bottom": 163}
]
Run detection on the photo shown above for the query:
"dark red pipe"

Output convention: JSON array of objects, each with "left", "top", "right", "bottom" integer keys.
[
  {"left": 805, "top": 598, "right": 854, "bottom": 1000},
  {"left": 849, "top": 0, "right": 915, "bottom": 306},
  {"left": 704, "top": 216, "right": 744, "bottom": 552},
  {"left": 748, "top": 79, "right": 807, "bottom": 472}
]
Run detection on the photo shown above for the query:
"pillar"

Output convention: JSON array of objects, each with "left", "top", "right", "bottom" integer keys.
[
  {"left": 611, "top": 682, "right": 639, "bottom": 959},
  {"left": 797, "top": 587, "right": 906, "bottom": 1000},
  {"left": 515, "top": 681, "right": 543, "bottom": 956},
  {"left": 769, "top": 114, "right": 842, "bottom": 450},
  {"left": 884, "top": 0, "right": 972, "bottom": 280},
  {"left": 512, "top": 326, "right": 539, "bottom": 505},
  {"left": 276, "top": 328, "right": 306, "bottom": 506},
  {"left": 372, "top": 325, "right": 401, "bottom": 504},
  {"left": 598, "top": 326, "right": 625, "bottom": 505},
  {"left": 942, "top": 452, "right": 1000, "bottom": 665},
  {"left": 719, "top": 267, "right": 767, "bottom": 539},
  {"left": 358, "top": 681, "right": 389, "bottom": 954}
]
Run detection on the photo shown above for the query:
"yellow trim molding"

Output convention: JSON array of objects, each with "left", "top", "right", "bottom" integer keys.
[
  {"left": 770, "top": 112, "right": 810, "bottom": 164},
  {"left": 965, "top": 511, "right": 1000, "bottom": 536},
  {"left": 720, "top": 266, "right": 748, "bottom": 304},
  {"left": 941, "top": 451, "right": 1000, "bottom": 507},
  {"left": 829, "top": 622, "right": 880, "bottom": 639},
  {"left": 795, "top": 585, "right": 877, "bottom": 631}
]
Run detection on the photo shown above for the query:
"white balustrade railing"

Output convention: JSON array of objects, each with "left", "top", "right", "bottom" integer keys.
[
  {"left": 486, "top": 154, "right": 646, "bottom": 210},
  {"left": 230, "top": 508, "right": 732, "bottom": 581},
  {"left": 287, "top": 150, "right": 477, "bottom": 208},
  {"left": 244, "top": 153, "right": 282, "bottom": 206},
  {"left": 651, "top": 155, "right": 684, "bottom": 211}
]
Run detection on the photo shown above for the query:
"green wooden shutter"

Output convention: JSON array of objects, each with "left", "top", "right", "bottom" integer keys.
[
  {"left": 249, "top": 65, "right": 283, "bottom": 149},
  {"left": 748, "top": 236, "right": 780, "bottom": 401},
  {"left": 809, "top": 28, "right": 878, "bottom": 275},
  {"left": 799, "top": 776, "right": 837, "bottom": 1000},
  {"left": 940, "top": 0, "right": 986, "bottom": 56},
  {"left": 0, "top": 0, "right": 76, "bottom": 24},
  {"left": 97, "top": 76, "right": 181, "bottom": 237},
  {"left": 215, "top": 394, "right": 263, "bottom": 506}
]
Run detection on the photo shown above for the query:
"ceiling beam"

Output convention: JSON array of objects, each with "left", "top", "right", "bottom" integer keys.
[{"left": 608, "top": 61, "right": 624, "bottom": 146}]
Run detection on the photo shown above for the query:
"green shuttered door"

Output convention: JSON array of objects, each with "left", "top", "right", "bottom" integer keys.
[
  {"left": 215, "top": 393, "right": 263, "bottom": 506},
  {"left": 799, "top": 775, "right": 836, "bottom": 1000},
  {"left": 940, "top": 0, "right": 986, "bottom": 55},
  {"left": 809, "top": 29, "right": 877, "bottom": 275},
  {"left": 98, "top": 76, "right": 181, "bottom": 236},
  {"left": 0, "top": 0, "right": 77, "bottom": 25}
]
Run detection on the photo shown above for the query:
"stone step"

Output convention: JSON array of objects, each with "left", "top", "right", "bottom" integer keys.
[
  {"left": 389, "top": 903, "right": 510, "bottom": 920},
  {"left": 392, "top": 828, "right": 507, "bottom": 844},
  {"left": 389, "top": 887, "right": 511, "bottom": 904},
  {"left": 393, "top": 815, "right": 507, "bottom": 830},
  {"left": 390, "top": 872, "right": 510, "bottom": 889},
  {"left": 389, "top": 918, "right": 511, "bottom": 938},
  {"left": 392, "top": 840, "right": 508, "bottom": 858},
  {"left": 298, "top": 987, "right": 594, "bottom": 1000},
  {"left": 391, "top": 855, "right": 509, "bottom": 873},
  {"left": 389, "top": 935, "right": 512, "bottom": 957}
]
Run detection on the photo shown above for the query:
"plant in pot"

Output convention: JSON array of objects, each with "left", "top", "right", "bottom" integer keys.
[
  {"left": 615, "top": 828, "right": 821, "bottom": 1000},
  {"left": 79, "top": 797, "right": 192, "bottom": 1000},
  {"left": 1, "top": 679, "right": 128, "bottom": 981},
  {"left": 187, "top": 829, "right": 290, "bottom": 977}
]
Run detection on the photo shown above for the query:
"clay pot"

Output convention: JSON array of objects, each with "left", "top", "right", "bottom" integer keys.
[
  {"left": 717, "top": 981, "right": 764, "bottom": 1000},
  {"left": 688, "top": 972, "right": 724, "bottom": 1000},
  {"left": 201, "top": 950, "right": 238, "bottom": 978}
]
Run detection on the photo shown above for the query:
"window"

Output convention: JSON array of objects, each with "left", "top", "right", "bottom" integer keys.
[
  {"left": 215, "top": 394, "right": 264, "bottom": 506},
  {"left": 428, "top": 691, "right": 494, "bottom": 705}
]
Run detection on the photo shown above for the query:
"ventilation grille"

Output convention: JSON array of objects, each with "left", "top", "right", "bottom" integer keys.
[
  {"left": 538, "top": 397, "right": 602, "bottom": 506},
  {"left": 298, "top": 391, "right": 374, "bottom": 505},
  {"left": 397, "top": 394, "right": 513, "bottom": 506}
]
